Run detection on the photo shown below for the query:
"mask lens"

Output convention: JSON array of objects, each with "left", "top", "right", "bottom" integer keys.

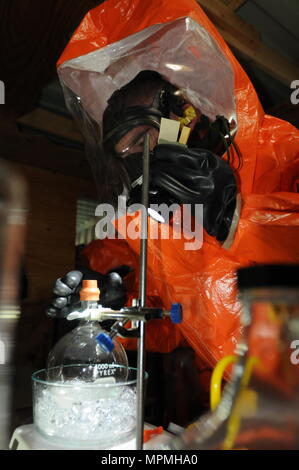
[{"left": 115, "top": 126, "right": 159, "bottom": 158}]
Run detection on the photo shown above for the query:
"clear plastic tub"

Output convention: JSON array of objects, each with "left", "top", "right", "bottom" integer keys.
[{"left": 32, "top": 365, "right": 143, "bottom": 448}]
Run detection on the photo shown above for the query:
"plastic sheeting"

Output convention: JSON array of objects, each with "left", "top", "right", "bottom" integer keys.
[{"left": 58, "top": 0, "right": 299, "bottom": 384}]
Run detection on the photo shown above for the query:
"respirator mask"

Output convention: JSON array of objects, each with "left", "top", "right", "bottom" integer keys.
[{"left": 103, "top": 71, "right": 239, "bottom": 242}]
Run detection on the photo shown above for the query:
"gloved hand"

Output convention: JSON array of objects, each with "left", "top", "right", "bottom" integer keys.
[
  {"left": 150, "top": 144, "right": 237, "bottom": 242},
  {"left": 46, "top": 265, "right": 131, "bottom": 318}
]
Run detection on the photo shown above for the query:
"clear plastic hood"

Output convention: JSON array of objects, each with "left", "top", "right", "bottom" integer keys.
[{"left": 58, "top": 17, "right": 236, "bottom": 130}]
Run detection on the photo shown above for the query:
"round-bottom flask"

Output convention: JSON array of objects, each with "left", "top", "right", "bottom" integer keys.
[
  {"left": 47, "top": 320, "right": 128, "bottom": 382},
  {"left": 47, "top": 280, "right": 128, "bottom": 382}
]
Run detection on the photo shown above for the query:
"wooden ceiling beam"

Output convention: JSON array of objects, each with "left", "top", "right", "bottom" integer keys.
[
  {"left": 0, "top": 0, "right": 104, "bottom": 119},
  {"left": 221, "top": 0, "right": 247, "bottom": 11},
  {"left": 197, "top": 0, "right": 261, "bottom": 45},
  {"left": 196, "top": 0, "right": 299, "bottom": 86},
  {"left": 218, "top": 26, "right": 299, "bottom": 86}
]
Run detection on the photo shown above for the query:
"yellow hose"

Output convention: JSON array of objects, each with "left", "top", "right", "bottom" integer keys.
[
  {"left": 210, "top": 355, "right": 260, "bottom": 450},
  {"left": 210, "top": 355, "right": 237, "bottom": 411},
  {"left": 222, "top": 356, "right": 260, "bottom": 450}
]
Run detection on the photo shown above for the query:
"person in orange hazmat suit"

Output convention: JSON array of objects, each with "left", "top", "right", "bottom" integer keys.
[{"left": 49, "top": 0, "right": 299, "bottom": 404}]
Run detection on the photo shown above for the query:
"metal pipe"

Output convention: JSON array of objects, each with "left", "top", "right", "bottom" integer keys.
[{"left": 136, "top": 134, "right": 150, "bottom": 450}]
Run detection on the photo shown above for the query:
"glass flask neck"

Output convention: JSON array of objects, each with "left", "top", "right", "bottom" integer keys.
[{"left": 78, "top": 300, "right": 100, "bottom": 325}]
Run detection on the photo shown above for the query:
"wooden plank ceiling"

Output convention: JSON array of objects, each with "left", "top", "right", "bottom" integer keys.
[
  {"left": 196, "top": 0, "right": 299, "bottom": 86},
  {"left": 0, "top": 0, "right": 102, "bottom": 119},
  {"left": 0, "top": 0, "right": 103, "bottom": 179}
]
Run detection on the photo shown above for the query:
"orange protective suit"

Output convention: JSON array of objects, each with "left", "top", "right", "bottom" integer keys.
[{"left": 58, "top": 0, "right": 299, "bottom": 387}]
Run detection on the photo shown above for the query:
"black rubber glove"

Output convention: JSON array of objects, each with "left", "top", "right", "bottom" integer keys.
[
  {"left": 150, "top": 144, "right": 237, "bottom": 242},
  {"left": 46, "top": 265, "right": 131, "bottom": 318}
]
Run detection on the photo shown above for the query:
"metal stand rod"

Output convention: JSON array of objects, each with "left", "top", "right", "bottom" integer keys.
[{"left": 136, "top": 134, "right": 150, "bottom": 450}]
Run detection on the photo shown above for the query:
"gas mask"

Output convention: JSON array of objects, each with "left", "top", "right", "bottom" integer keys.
[{"left": 103, "top": 70, "right": 238, "bottom": 243}]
